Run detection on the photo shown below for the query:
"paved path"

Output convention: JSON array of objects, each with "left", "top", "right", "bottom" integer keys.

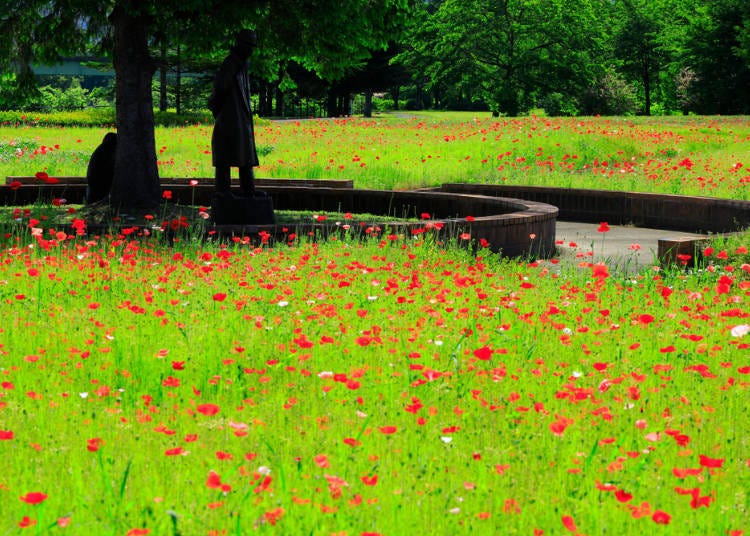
[{"left": 554, "top": 221, "right": 706, "bottom": 272}]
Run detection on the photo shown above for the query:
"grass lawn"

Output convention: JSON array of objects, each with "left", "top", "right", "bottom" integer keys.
[
  {"left": 0, "top": 113, "right": 747, "bottom": 534},
  {"left": 2, "top": 112, "right": 749, "bottom": 198}
]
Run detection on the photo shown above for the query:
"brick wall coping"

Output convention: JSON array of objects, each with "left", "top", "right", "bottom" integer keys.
[{"left": 439, "top": 183, "right": 749, "bottom": 234}]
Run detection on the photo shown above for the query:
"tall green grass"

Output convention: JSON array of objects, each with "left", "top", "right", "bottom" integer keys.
[
  {"left": 0, "top": 227, "right": 747, "bottom": 534},
  {"left": 1, "top": 112, "right": 748, "bottom": 198},
  {"left": 0, "top": 111, "right": 748, "bottom": 533}
]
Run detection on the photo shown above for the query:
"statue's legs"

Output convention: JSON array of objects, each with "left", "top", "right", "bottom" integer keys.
[
  {"left": 239, "top": 165, "right": 255, "bottom": 196},
  {"left": 215, "top": 167, "right": 231, "bottom": 193}
]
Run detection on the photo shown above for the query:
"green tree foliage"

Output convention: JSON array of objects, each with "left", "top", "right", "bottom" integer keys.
[
  {"left": 613, "top": 0, "right": 664, "bottom": 115},
  {"left": 397, "top": 0, "right": 607, "bottom": 115},
  {"left": 682, "top": 0, "right": 750, "bottom": 114},
  {"left": 0, "top": 0, "right": 410, "bottom": 209}
]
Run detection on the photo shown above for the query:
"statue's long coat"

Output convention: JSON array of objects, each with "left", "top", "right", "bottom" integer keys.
[{"left": 209, "top": 51, "right": 259, "bottom": 168}]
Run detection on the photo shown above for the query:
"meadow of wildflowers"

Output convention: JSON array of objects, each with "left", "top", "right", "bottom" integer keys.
[
  {"left": 1, "top": 113, "right": 748, "bottom": 198},
  {"left": 0, "top": 112, "right": 748, "bottom": 534}
]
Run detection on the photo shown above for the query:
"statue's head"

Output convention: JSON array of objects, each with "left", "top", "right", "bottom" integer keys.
[{"left": 234, "top": 30, "right": 257, "bottom": 55}]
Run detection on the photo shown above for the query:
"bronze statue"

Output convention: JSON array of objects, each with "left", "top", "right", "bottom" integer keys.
[
  {"left": 209, "top": 29, "right": 259, "bottom": 197},
  {"left": 86, "top": 132, "right": 117, "bottom": 204}
]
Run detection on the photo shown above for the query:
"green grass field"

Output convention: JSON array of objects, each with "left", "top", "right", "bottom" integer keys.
[
  {"left": 0, "top": 113, "right": 748, "bottom": 535},
  {"left": 2, "top": 112, "right": 749, "bottom": 197}
]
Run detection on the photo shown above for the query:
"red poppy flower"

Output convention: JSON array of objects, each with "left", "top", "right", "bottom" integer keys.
[
  {"left": 637, "top": 314, "right": 655, "bottom": 324},
  {"left": 19, "top": 517, "right": 36, "bottom": 529},
  {"left": 197, "top": 403, "right": 220, "bottom": 416},
  {"left": 162, "top": 190, "right": 172, "bottom": 200},
  {"left": 549, "top": 415, "right": 574, "bottom": 436},
  {"left": 9, "top": 180, "right": 22, "bottom": 190},
  {"left": 491, "top": 464, "right": 509, "bottom": 475},
  {"left": 379, "top": 426, "right": 397, "bottom": 434},
  {"left": 253, "top": 475, "right": 272, "bottom": 494},
  {"left": 651, "top": 510, "right": 671, "bottom": 524},
  {"left": 19, "top": 492, "right": 47, "bottom": 504},
  {"left": 561, "top": 515, "right": 577, "bottom": 532},
  {"left": 206, "top": 470, "right": 231, "bottom": 492},
  {"left": 0, "top": 430, "right": 14, "bottom": 440},
  {"left": 361, "top": 475, "right": 378, "bottom": 486},
  {"left": 615, "top": 489, "right": 633, "bottom": 503},
  {"left": 87, "top": 437, "right": 104, "bottom": 452},
  {"left": 162, "top": 376, "right": 180, "bottom": 387},
  {"left": 698, "top": 455, "right": 724, "bottom": 468},
  {"left": 212, "top": 293, "right": 227, "bottom": 302},
  {"left": 473, "top": 346, "right": 493, "bottom": 361},
  {"left": 673, "top": 467, "right": 702, "bottom": 478},
  {"left": 597, "top": 222, "right": 610, "bottom": 233}
]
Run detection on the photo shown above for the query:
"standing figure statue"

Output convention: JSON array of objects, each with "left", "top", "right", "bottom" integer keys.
[{"left": 209, "top": 29, "right": 259, "bottom": 197}]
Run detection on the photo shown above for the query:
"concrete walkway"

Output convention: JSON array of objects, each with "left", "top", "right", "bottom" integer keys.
[{"left": 554, "top": 221, "right": 707, "bottom": 272}]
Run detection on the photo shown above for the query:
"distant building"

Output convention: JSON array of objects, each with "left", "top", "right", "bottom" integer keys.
[{"left": 32, "top": 57, "right": 113, "bottom": 89}]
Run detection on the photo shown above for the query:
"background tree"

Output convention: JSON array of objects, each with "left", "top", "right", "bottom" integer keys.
[
  {"left": 396, "top": 0, "right": 606, "bottom": 115},
  {"left": 613, "top": 0, "right": 663, "bottom": 115},
  {"left": 682, "top": 0, "right": 750, "bottom": 114}
]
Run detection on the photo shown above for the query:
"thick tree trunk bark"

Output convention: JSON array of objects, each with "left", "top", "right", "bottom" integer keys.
[
  {"left": 363, "top": 90, "right": 373, "bottom": 117},
  {"left": 275, "top": 85, "right": 284, "bottom": 117},
  {"left": 109, "top": 2, "right": 161, "bottom": 209},
  {"left": 159, "top": 41, "right": 168, "bottom": 112},
  {"left": 175, "top": 42, "right": 182, "bottom": 115},
  {"left": 643, "top": 64, "right": 651, "bottom": 116},
  {"left": 327, "top": 89, "right": 337, "bottom": 117}
]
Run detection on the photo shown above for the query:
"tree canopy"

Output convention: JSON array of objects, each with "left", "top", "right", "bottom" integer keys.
[{"left": 0, "top": 0, "right": 411, "bottom": 208}]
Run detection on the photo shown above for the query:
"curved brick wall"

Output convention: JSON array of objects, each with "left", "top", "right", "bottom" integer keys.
[
  {"left": 216, "top": 187, "right": 559, "bottom": 258},
  {"left": 438, "top": 183, "right": 750, "bottom": 234},
  {"left": 0, "top": 180, "right": 559, "bottom": 258}
]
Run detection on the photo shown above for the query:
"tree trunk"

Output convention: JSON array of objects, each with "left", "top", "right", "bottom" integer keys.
[
  {"left": 391, "top": 86, "right": 399, "bottom": 111},
  {"left": 274, "top": 66, "right": 284, "bottom": 117},
  {"left": 263, "top": 85, "right": 274, "bottom": 116},
  {"left": 175, "top": 42, "right": 182, "bottom": 115},
  {"left": 363, "top": 90, "right": 373, "bottom": 117},
  {"left": 642, "top": 62, "right": 651, "bottom": 116},
  {"left": 327, "top": 89, "right": 337, "bottom": 117},
  {"left": 159, "top": 41, "right": 168, "bottom": 112},
  {"left": 275, "top": 85, "right": 284, "bottom": 117},
  {"left": 257, "top": 82, "right": 267, "bottom": 116},
  {"left": 109, "top": 2, "right": 161, "bottom": 209}
]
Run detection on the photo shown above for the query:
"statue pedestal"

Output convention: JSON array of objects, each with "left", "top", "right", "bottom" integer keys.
[{"left": 211, "top": 192, "right": 275, "bottom": 225}]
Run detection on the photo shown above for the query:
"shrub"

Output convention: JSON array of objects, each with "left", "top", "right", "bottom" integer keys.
[
  {"left": 581, "top": 68, "right": 638, "bottom": 116},
  {"left": 538, "top": 92, "right": 579, "bottom": 117}
]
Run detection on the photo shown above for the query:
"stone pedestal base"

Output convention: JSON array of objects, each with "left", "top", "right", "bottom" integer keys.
[
  {"left": 657, "top": 236, "right": 707, "bottom": 267},
  {"left": 211, "top": 192, "right": 275, "bottom": 225}
]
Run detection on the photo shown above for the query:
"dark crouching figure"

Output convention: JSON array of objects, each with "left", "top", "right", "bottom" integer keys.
[
  {"left": 85, "top": 133, "right": 117, "bottom": 204},
  {"left": 209, "top": 29, "right": 259, "bottom": 196}
]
